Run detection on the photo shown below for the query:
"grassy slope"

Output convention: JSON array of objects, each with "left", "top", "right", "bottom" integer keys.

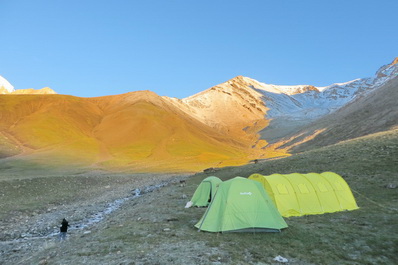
[
  {"left": 181, "top": 129, "right": 398, "bottom": 264},
  {"left": 3, "top": 129, "right": 396, "bottom": 264},
  {"left": 144, "top": 128, "right": 393, "bottom": 264}
]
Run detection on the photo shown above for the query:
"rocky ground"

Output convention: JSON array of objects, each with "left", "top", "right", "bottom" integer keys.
[
  {"left": 0, "top": 173, "right": 190, "bottom": 265},
  {"left": 1, "top": 130, "right": 397, "bottom": 264}
]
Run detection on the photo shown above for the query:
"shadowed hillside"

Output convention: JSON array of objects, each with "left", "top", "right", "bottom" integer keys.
[{"left": 273, "top": 76, "right": 398, "bottom": 153}]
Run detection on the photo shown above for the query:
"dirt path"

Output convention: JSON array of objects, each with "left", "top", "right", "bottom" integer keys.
[{"left": 0, "top": 174, "right": 189, "bottom": 265}]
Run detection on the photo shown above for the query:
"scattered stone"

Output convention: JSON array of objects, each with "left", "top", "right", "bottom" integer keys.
[
  {"left": 273, "top": 255, "right": 288, "bottom": 263},
  {"left": 1, "top": 174, "right": 194, "bottom": 263},
  {"left": 203, "top": 167, "right": 217, "bottom": 173},
  {"left": 38, "top": 259, "right": 48, "bottom": 265},
  {"left": 385, "top": 183, "right": 397, "bottom": 189},
  {"left": 132, "top": 188, "right": 141, "bottom": 196},
  {"left": 179, "top": 180, "right": 186, "bottom": 187},
  {"left": 181, "top": 194, "right": 187, "bottom": 199}
]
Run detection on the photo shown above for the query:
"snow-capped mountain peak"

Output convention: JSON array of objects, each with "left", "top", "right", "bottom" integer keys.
[
  {"left": 0, "top": 76, "right": 57, "bottom": 95},
  {"left": 0, "top": 75, "right": 15, "bottom": 94},
  {"left": 175, "top": 58, "right": 397, "bottom": 142},
  {"left": 261, "top": 58, "right": 397, "bottom": 119}
]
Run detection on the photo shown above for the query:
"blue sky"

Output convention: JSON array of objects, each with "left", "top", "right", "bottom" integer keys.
[{"left": 1, "top": 0, "right": 397, "bottom": 98}]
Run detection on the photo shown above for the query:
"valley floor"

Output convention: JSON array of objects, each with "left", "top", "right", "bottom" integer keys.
[{"left": 1, "top": 129, "right": 397, "bottom": 264}]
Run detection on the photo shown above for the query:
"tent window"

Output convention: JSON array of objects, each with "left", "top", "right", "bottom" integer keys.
[
  {"left": 318, "top": 183, "right": 328, "bottom": 192},
  {"left": 277, "top": 184, "right": 289, "bottom": 194},
  {"left": 298, "top": 184, "right": 309, "bottom": 194}
]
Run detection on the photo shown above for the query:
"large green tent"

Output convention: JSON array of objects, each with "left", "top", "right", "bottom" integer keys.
[
  {"left": 249, "top": 172, "right": 359, "bottom": 217},
  {"left": 185, "top": 176, "right": 222, "bottom": 208},
  {"left": 195, "top": 177, "right": 288, "bottom": 232}
]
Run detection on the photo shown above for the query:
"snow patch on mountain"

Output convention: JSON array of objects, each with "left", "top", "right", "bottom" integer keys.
[
  {"left": 175, "top": 58, "right": 397, "bottom": 140},
  {"left": 0, "top": 75, "right": 15, "bottom": 93},
  {"left": 254, "top": 58, "right": 398, "bottom": 142},
  {"left": 250, "top": 58, "right": 398, "bottom": 120},
  {"left": 0, "top": 76, "right": 57, "bottom": 95}
]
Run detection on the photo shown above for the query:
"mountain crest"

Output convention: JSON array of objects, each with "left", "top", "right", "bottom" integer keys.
[
  {"left": 10, "top": 87, "right": 57, "bottom": 95},
  {"left": 0, "top": 58, "right": 396, "bottom": 172},
  {"left": 0, "top": 76, "right": 57, "bottom": 94}
]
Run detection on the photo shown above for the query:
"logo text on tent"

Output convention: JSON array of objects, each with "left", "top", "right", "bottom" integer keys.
[{"left": 240, "top": 192, "right": 252, "bottom": 195}]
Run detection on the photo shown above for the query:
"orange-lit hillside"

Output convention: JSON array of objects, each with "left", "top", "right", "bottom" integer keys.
[{"left": 0, "top": 91, "right": 285, "bottom": 172}]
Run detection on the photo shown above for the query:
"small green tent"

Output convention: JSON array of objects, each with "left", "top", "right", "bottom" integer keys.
[
  {"left": 195, "top": 177, "right": 288, "bottom": 232},
  {"left": 185, "top": 176, "right": 222, "bottom": 208},
  {"left": 249, "top": 172, "right": 359, "bottom": 217}
]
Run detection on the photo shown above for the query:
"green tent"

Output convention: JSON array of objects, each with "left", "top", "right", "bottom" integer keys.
[
  {"left": 185, "top": 176, "right": 222, "bottom": 208},
  {"left": 195, "top": 177, "right": 288, "bottom": 232},
  {"left": 249, "top": 172, "right": 359, "bottom": 217}
]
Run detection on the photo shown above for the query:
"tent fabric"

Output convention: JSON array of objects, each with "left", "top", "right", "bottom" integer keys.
[
  {"left": 249, "top": 172, "right": 359, "bottom": 217},
  {"left": 187, "top": 176, "right": 222, "bottom": 207},
  {"left": 195, "top": 177, "right": 288, "bottom": 233}
]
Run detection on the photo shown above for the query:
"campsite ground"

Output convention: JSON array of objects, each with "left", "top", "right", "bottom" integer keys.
[{"left": 1, "top": 129, "right": 397, "bottom": 264}]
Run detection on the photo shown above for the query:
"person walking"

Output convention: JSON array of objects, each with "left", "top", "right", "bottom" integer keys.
[{"left": 59, "top": 218, "right": 69, "bottom": 241}]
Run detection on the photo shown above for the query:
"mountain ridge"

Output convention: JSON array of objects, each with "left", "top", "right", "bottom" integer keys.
[
  {"left": 273, "top": 76, "right": 398, "bottom": 153},
  {"left": 9, "top": 87, "right": 57, "bottom": 95},
  {"left": 0, "top": 58, "right": 396, "bottom": 172}
]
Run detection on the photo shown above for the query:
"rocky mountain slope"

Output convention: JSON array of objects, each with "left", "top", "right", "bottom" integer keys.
[
  {"left": 169, "top": 57, "right": 397, "bottom": 144},
  {"left": 257, "top": 58, "right": 397, "bottom": 142},
  {"left": 165, "top": 76, "right": 269, "bottom": 144},
  {"left": 274, "top": 76, "right": 398, "bottom": 153},
  {"left": 260, "top": 57, "right": 397, "bottom": 119}
]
